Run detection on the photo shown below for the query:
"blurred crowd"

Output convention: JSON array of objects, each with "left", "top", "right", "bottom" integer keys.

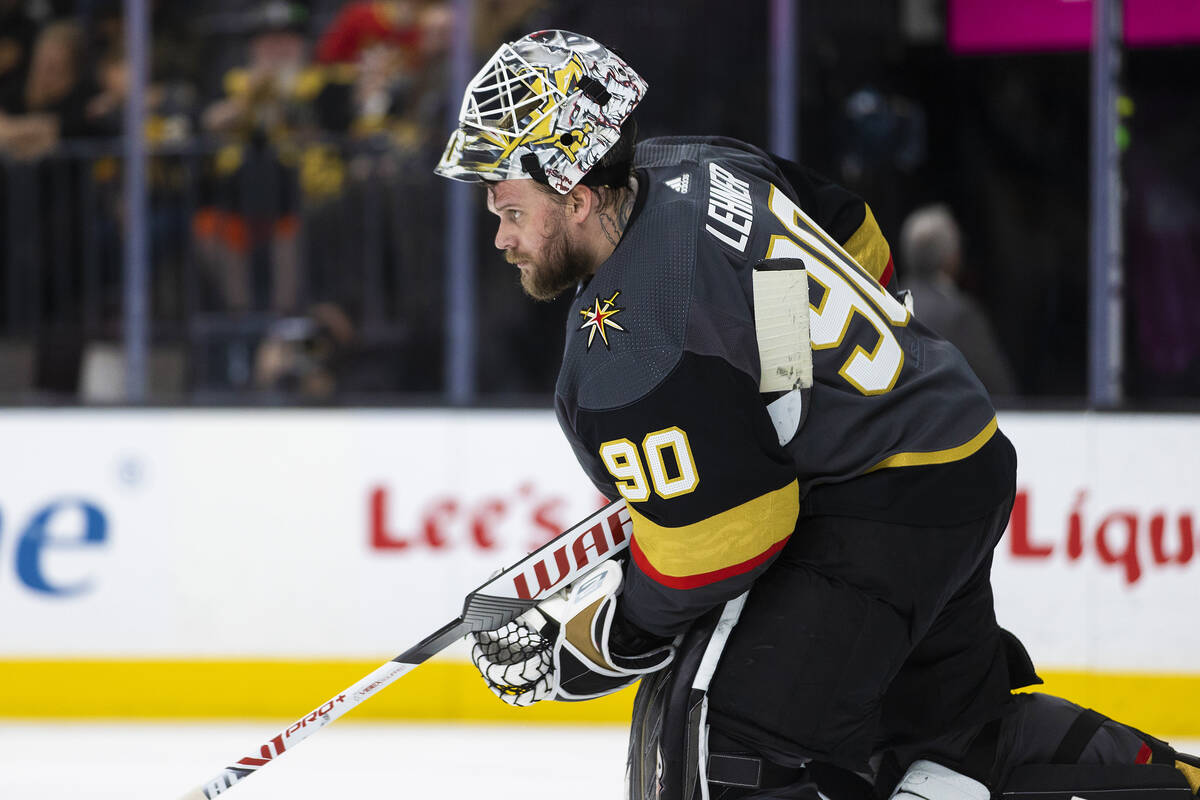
[
  {"left": 0, "top": 0, "right": 458, "bottom": 160},
  {"left": 0, "top": 1, "right": 1196, "bottom": 405},
  {"left": 0, "top": 0, "right": 548, "bottom": 401}
]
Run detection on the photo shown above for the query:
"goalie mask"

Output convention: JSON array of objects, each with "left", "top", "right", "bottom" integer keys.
[{"left": 435, "top": 29, "right": 647, "bottom": 194}]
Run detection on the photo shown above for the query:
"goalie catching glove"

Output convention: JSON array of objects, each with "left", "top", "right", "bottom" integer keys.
[{"left": 471, "top": 561, "right": 675, "bottom": 706}]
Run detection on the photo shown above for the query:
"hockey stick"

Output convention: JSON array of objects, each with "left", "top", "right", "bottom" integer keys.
[{"left": 179, "top": 499, "right": 630, "bottom": 799}]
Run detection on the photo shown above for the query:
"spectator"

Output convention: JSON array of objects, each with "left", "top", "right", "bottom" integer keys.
[
  {"left": 254, "top": 302, "right": 354, "bottom": 399},
  {"left": 311, "top": 0, "right": 450, "bottom": 150},
  {"left": 0, "top": 0, "right": 38, "bottom": 114},
  {"left": 0, "top": 20, "right": 100, "bottom": 161},
  {"left": 1124, "top": 88, "right": 1200, "bottom": 397},
  {"left": 899, "top": 203, "right": 1018, "bottom": 397},
  {"left": 195, "top": 0, "right": 320, "bottom": 314},
  {"left": 253, "top": 301, "right": 406, "bottom": 399},
  {"left": 82, "top": 41, "right": 194, "bottom": 145},
  {"left": 201, "top": 1, "right": 319, "bottom": 140},
  {"left": 314, "top": 1, "right": 421, "bottom": 66},
  {"left": 83, "top": 45, "right": 128, "bottom": 135},
  {"left": 400, "top": 0, "right": 452, "bottom": 146}
]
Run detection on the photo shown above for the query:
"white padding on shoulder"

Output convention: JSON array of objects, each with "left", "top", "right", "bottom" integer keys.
[
  {"left": 752, "top": 267, "right": 813, "bottom": 393},
  {"left": 889, "top": 760, "right": 989, "bottom": 800}
]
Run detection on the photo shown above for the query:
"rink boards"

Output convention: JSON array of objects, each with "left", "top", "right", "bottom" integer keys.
[{"left": 0, "top": 409, "right": 1196, "bottom": 734}]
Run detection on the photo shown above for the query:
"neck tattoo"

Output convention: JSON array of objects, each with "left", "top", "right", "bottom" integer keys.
[{"left": 597, "top": 178, "right": 638, "bottom": 249}]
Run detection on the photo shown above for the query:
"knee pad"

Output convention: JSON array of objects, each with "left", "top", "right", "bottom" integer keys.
[{"left": 889, "top": 761, "right": 989, "bottom": 800}]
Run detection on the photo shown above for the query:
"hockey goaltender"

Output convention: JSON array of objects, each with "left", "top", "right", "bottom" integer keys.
[{"left": 434, "top": 29, "right": 1200, "bottom": 800}]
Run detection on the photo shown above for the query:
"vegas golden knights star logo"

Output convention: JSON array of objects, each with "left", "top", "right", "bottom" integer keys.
[{"left": 578, "top": 291, "right": 626, "bottom": 350}]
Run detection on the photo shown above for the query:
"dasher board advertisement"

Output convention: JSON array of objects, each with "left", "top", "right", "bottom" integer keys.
[{"left": 0, "top": 410, "right": 1195, "bottom": 730}]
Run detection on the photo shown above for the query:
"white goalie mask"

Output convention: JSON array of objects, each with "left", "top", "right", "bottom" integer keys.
[{"left": 434, "top": 29, "right": 647, "bottom": 194}]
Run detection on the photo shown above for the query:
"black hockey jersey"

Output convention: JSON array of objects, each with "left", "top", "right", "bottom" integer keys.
[{"left": 554, "top": 137, "right": 1013, "bottom": 637}]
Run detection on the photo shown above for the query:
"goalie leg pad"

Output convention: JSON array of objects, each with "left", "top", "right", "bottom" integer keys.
[
  {"left": 886, "top": 693, "right": 1200, "bottom": 799},
  {"left": 990, "top": 692, "right": 1200, "bottom": 795},
  {"left": 628, "top": 605, "right": 719, "bottom": 800},
  {"left": 998, "top": 763, "right": 1195, "bottom": 799},
  {"left": 627, "top": 664, "right": 671, "bottom": 800},
  {"left": 991, "top": 694, "right": 1200, "bottom": 797}
]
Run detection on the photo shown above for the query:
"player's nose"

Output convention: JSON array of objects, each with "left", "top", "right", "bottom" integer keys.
[{"left": 494, "top": 224, "right": 514, "bottom": 252}]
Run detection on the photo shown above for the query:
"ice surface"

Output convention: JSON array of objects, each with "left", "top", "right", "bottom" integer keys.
[
  {"left": 1, "top": 722, "right": 1196, "bottom": 800},
  {"left": 0, "top": 722, "right": 629, "bottom": 800}
]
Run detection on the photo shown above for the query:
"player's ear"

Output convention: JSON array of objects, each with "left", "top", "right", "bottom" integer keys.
[{"left": 564, "top": 185, "right": 594, "bottom": 222}]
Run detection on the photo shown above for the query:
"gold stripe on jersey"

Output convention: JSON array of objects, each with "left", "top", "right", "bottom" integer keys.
[
  {"left": 866, "top": 416, "right": 998, "bottom": 472},
  {"left": 628, "top": 479, "right": 799, "bottom": 580},
  {"left": 840, "top": 204, "right": 891, "bottom": 284}
]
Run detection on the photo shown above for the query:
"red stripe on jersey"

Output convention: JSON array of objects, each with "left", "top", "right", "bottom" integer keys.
[
  {"left": 879, "top": 253, "right": 894, "bottom": 287},
  {"left": 630, "top": 533, "right": 790, "bottom": 590},
  {"left": 1135, "top": 743, "right": 1152, "bottom": 764}
]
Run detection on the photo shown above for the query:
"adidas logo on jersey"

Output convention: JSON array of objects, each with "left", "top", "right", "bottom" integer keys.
[{"left": 665, "top": 174, "right": 690, "bottom": 194}]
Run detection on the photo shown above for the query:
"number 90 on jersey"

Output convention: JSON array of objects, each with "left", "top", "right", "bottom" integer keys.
[{"left": 600, "top": 426, "right": 699, "bottom": 503}]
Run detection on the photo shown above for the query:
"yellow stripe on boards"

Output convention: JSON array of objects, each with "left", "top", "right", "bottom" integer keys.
[
  {"left": 1, "top": 660, "right": 1198, "bottom": 738},
  {"left": 1024, "top": 671, "right": 1200, "bottom": 740},
  {"left": 0, "top": 659, "right": 636, "bottom": 722}
]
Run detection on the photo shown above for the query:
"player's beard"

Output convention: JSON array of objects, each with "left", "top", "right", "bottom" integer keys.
[{"left": 507, "top": 213, "right": 593, "bottom": 302}]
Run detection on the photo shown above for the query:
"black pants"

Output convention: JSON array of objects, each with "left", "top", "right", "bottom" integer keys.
[{"left": 705, "top": 488, "right": 1026, "bottom": 773}]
